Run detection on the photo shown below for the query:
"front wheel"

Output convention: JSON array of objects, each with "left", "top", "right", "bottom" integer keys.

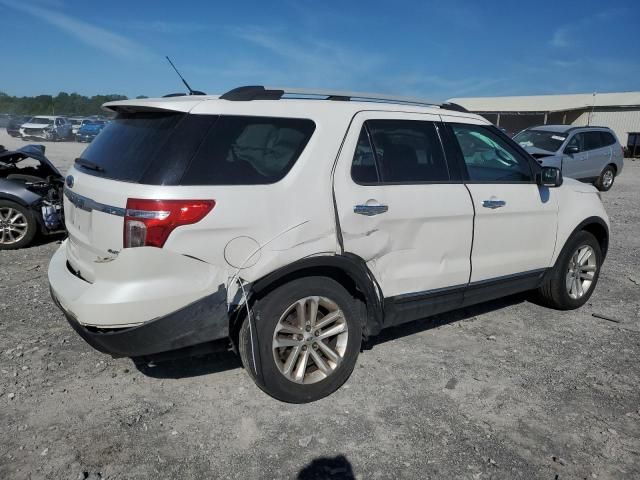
[
  {"left": 239, "top": 277, "right": 362, "bottom": 403},
  {"left": 595, "top": 165, "right": 615, "bottom": 191},
  {"left": 536, "top": 231, "right": 602, "bottom": 309}
]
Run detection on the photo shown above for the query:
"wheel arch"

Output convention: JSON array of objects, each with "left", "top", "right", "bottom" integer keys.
[
  {"left": 0, "top": 191, "right": 34, "bottom": 208},
  {"left": 247, "top": 253, "right": 384, "bottom": 340},
  {"left": 567, "top": 216, "right": 609, "bottom": 260}
]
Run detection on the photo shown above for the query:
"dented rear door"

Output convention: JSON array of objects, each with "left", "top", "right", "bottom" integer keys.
[{"left": 333, "top": 111, "right": 474, "bottom": 299}]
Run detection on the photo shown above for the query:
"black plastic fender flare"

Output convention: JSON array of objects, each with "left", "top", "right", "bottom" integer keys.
[{"left": 250, "top": 253, "right": 384, "bottom": 337}]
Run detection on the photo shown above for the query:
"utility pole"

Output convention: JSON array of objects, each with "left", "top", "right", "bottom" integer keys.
[{"left": 588, "top": 92, "right": 596, "bottom": 126}]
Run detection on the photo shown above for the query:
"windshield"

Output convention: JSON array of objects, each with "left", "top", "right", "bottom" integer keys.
[
  {"left": 514, "top": 129, "right": 566, "bottom": 152},
  {"left": 29, "top": 117, "right": 54, "bottom": 125}
]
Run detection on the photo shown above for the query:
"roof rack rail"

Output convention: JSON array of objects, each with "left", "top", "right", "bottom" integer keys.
[{"left": 219, "top": 85, "right": 468, "bottom": 112}]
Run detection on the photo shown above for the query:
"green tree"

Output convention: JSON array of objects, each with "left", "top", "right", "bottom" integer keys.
[{"left": 0, "top": 92, "right": 132, "bottom": 116}]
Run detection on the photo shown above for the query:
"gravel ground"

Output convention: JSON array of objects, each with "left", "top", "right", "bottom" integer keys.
[{"left": 0, "top": 130, "right": 639, "bottom": 479}]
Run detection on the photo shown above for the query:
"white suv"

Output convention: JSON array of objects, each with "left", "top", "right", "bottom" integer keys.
[{"left": 48, "top": 86, "right": 610, "bottom": 403}]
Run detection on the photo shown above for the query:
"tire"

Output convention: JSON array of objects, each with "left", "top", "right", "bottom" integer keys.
[
  {"left": 537, "top": 231, "right": 602, "bottom": 310},
  {"left": 0, "top": 200, "right": 38, "bottom": 250},
  {"left": 595, "top": 165, "right": 615, "bottom": 191},
  {"left": 239, "top": 276, "right": 363, "bottom": 403}
]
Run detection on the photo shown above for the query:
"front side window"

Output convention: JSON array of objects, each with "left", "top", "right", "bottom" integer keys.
[
  {"left": 451, "top": 124, "right": 532, "bottom": 182},
  {"left": 566, "top": 133, "right": 585, "bottom": 152},
  {"left": 351, "top": 120, "right": 449, "bottom": 183}
]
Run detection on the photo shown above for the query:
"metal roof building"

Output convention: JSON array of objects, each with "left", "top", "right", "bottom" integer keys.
[{"left": 449, "top": 91, "right": 640, "bottom": 145}]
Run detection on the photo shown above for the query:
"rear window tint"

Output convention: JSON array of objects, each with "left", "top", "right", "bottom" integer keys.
[
  {"left": 77, "top": 113, "right": 315, "bottom": 185},
  {"left": 352, "top": 120, "right": 449, "bottom": 184},
  {"left": 599, "top": 131, "right": 616, "bottom": 146},
  {"left": 180, "top": 116, "right": 315, "bottom": 185},
  {"left": 78, "top": 111, "right": 196, "bottom": 183}
]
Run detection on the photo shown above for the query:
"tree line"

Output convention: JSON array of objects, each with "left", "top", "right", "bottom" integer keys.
[{"left": 0, "top": 92, "right": 148, "bottom": 116}]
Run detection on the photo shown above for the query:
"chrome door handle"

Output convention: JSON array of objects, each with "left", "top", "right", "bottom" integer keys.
[
  {"left": 482, "top": 199, "right": 506, "bottom": 209},
  {"left": 354, "top": 204, "right": 388, "bottom": 216}
]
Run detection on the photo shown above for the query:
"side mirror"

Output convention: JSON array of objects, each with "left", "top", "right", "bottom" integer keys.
[
  {"left": 537, "top": 166, "right": 562, "bottom": 187},
  {"left": 565, "top": 145, "right": 580, "bottom": 155}
]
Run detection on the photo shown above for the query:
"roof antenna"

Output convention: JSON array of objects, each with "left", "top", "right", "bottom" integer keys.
[{"left": 165, "top": 56, "right": 205, "bottom": 95}]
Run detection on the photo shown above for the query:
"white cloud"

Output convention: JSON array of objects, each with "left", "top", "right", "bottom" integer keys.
[
  {"left": 126, "top": 20, "right": 208, "bottom": 34},
  {"left": 550, "top": 28, "right": 570, "bottom": 48},
  {"left": 228, "top": 26, "right": 384, "bottom": 88},
  {"left": 0, "top": 0, "right": 155, "bottom": 61},
  {"left": 550, "top": 8, "right": 626, "bottom": 48}
]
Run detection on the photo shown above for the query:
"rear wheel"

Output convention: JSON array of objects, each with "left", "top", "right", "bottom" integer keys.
[
  {"left": 537, "top": 231, "right": 602, "bottom": 309},
  {"left": 0, "top": 201, "right": 37, "bottom": 250},
  {"left": 595, "top": 165, "right": 615, "bottom": 191},
  {"left": 239, "top": 277, "right": 362, "bottom": 403}
]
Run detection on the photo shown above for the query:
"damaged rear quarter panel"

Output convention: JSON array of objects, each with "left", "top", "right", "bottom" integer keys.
[{"left": 164, "top": 101, "right": 357, "bottom": 290}]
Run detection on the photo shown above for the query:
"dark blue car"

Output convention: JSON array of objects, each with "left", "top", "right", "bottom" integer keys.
[{"left": 76, "top": 120, "right": 107, "bottom": 143}]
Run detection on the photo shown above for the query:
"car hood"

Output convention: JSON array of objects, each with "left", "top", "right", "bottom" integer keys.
[
  {"left": 21, "top": 122, "right": 52, "bottom": 129},
  {"left": 522, "top": 146, "right": 557, "bottom": 157},
  {"left": 0, "top": 144, "right": 62, "bottom": 177}
]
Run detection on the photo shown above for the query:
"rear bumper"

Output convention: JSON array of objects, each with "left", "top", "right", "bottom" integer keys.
[
  {"left": 50, "top": 285, "right": 229, "bottom": 357},
  {"left": 48, "top": 240, "right": 231, "bottom": 357}
]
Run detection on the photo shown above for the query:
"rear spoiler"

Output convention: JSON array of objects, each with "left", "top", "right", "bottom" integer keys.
[{"left": 102, "top": 96, "right": 218, "bottom": 114}]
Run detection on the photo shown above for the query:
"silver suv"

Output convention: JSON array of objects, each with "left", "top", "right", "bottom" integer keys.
[
  {"left": 19, "top": 116, "right": 72, "bottom": 142},
  {"left": 514, "top": 125, "right": 624, "bottom": 191}
]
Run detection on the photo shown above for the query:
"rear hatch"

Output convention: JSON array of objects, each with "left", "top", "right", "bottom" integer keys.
[
  {"left": 65, "top": 109, "right": 209, "bottom": 282},
  {"left": 64, "top": 104, "right": 316, "bottom": 282}
]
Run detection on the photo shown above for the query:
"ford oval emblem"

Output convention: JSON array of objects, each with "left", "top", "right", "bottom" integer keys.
[{"left": 66, "top": 175, "right": 74, "bottom": 188}]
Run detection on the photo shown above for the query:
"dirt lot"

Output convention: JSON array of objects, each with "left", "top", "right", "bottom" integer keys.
[{"left": 0, "top": 130, "right": 639, "bottom": 479}]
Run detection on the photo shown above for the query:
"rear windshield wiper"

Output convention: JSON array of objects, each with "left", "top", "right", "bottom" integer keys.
[{"left": 75, "top": 157, "right": 105, "bottom": 173}]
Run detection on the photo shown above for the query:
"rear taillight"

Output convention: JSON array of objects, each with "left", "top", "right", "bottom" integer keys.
[{"left": 123, "top": 198, "right": 215, "bottom": 248}]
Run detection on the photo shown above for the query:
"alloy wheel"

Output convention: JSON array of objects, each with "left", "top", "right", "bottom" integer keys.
[
  {"left": 0, "top": 207, "right": 29, "bottom": 245},
  {"left": 602, "top": 170, "right": 614, "bottom": 189},
  {"left": 272, "top": 296, "right": 349, "bottom": 384},
  {"left": 565, "top": 245, "right": 597, "bottom": 300}
]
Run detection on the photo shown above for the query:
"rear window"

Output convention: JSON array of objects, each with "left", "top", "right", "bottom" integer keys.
[
  {"left": 584, "top": 131, "right": 603, "bottom": 151},
  {"left": 77, "top": 112, "right": 315, "bottom": 185}
]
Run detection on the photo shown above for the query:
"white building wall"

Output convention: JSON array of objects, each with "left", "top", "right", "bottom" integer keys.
[{"left": 571, "top": 110, "right": 640, "bottom": 145}]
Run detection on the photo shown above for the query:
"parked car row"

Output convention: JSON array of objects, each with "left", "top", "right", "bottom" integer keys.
[{"left": 4, "top": 115, "right": 109, "bottom": 142}]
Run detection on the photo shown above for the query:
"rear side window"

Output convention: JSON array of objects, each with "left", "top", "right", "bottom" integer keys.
[
  {"left": 351, "top": 120, "right": 449, "bottom": 184},
  {"left": 181, "top": 116, "right": 315, "bottom": 185},
  {"left": 584, "top": 131, "right": 603, "bottom": 151},
  {"left": 77, "top": 113, "right": 315, "bottom": 185},
  {"left": 600, "top": 131, "right": 616, "bottom": 146}
]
